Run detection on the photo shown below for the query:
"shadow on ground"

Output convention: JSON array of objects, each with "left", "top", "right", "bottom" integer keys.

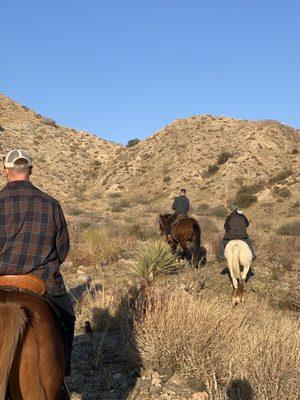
[
  {"left": 227, "top": 379, "right": 254, "bottom": 400},
  {"left": 68, "top": 285, "right": 142, "bottom": 400}
]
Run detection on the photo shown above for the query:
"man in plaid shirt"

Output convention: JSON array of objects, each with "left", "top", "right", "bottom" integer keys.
[
  {"left": 0, "top": 149, "right": 75, "bottom": 385},
  {"left": 166, "top": 189, "right": 190, "bottom": 235}
]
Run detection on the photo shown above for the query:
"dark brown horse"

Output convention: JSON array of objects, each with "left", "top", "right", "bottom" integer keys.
[
  {"left": 159, "top": 214, "right": 202, "bottom": 268},
  {"left": 0, "top": 287, "right": 65, "bottom": 399}
]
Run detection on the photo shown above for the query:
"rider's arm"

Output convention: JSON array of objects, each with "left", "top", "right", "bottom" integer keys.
[
  {"left": 224, "top": 216, "right": 230, "bottom": 231},
  {"left": 172, "top": 198, "right": 177, "bottom": 210},
  {"left": 186, "top": 198, "right": 190, "bottom": 212},
  {"left": 54, "top": 202, "right": 70, "bottom": 264}
]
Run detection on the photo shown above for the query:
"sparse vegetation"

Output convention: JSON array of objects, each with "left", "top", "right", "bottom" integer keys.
[
  {"left": 109, "top": 192, "right": 122, "bottom": 198},
  {"left": 277, "top": 221, "right": 300, "bottom": 236},
  {"left": 69, "top": 228, "right": 124, "bottom": 266},
  {"left": 209, "top": 205, "right": 227, "bottom": 218},
  {"left": 273, "top": 186, "right": 291, "bottom": 198},
  {"left": 42, "top": 117, "right": 58, "bottom": 127},
  {"left": 197, "top": 203, "right": 210, "bottom": 215},
  {"left": 269, "top": 169, "right": 293, "bottom": 184},
  {"left": 217, "top": 151, "right": 232, "bottom": 165},
  {"left": 205, "top": 163, "right": 219, "bottom": 176},
  {"left": 0, "top": 125, "right": 4, "bottom": 132},
  {"left": 136, "top": 288, "right": 300, "bottom": 400},
  {"left": 234, "top": 184, "right": 259, "bottom": 208},
  {"left": 127, "top": 138, "right": 140, "bottom": 148},
  {"left": 291, "top": 148, "right": 298, "bottom": 154},
  {"left": 163, "top": 175, "right": 171, "bottom": 182}
]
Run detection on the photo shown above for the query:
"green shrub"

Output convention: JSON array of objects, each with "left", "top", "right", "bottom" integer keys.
[
  {"left": 292, "top": 201, "right": 300, "bottom": 209},
  {"left": 277, "top": 221, "right": 300, "bottom": 236},
  {"left": 111, "top": 204, "right": 124, "bottom": 212},
  {"left": 109, "top": 192, "right": 122, "bottom": 198},
  {"left": 42, "top": 117, "right": 58, "bottom": 128},
  {"left": 273, "top": 187, "right": 291, "bottom": 198},
  {"left": 128, "top": 241, "right": 179, "bottom": 281},
  {"left": 127, "top": 138, "right": 140, "bottom": 148},
  {"left": 217, "top": 151, "right": 232, "bottom": 165},
  {"left": 209, "top": 205, "right": 227, "bottom": 218},
  {"left": 234, "top": 187, "right": 258, "bottom": 208},
  {"left": 206, "top": 164, "right": 219, "bottom": 176},
  {"left": 269, "top": 170, "right": 293, "bottom": 185},
  {"left": 197, "top": 203, "right": 210, "bottom": 215}
]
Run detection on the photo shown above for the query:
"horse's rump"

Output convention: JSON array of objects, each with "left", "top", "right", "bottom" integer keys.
[
  {"left": 0, "top": 291, "right": 65, "bottom": 400},
  {"left": 225, "top": 240, "right": 252, "bottom": 304},
  {"left": 159, "top": 214, "right": 202, "bottom": 267},
  {"left": 0, "top": 302, "right": 27, "bottom": 399}
]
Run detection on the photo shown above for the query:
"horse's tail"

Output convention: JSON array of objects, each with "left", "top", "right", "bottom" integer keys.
[
  {"left": 0, "top": 303, "right": 27, "bottom": 399},
  {"left": 231, "top": 243, "right": 242, "bottom": 281},
  {"left": 192, "top": 221, "right": 201, "bottom": 267}
]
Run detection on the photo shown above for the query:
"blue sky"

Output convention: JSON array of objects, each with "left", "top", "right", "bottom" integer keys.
[{"left": 1, "top": 1, "right": 299, "bottom": 144}]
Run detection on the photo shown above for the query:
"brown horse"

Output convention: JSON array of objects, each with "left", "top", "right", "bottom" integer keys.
[
  {"left": 159, "top": 214, "right": 202, "bottom": 268},
  {"left": 0, "top": 290, "right": 65, "bottom": 400}
]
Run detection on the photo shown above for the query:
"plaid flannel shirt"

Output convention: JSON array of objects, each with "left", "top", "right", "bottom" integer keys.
[
  {"left": 172, "top": 196, "right": 190, "bottom": 214},
  {"left": 0, "top": 180, "right": 69, "bottom": 295}
]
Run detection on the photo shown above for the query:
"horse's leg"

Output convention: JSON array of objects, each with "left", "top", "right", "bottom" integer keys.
[
  {"left": 241, "top": 261, "right": 251, "bottom": 284},
  {"left": 171, "top": 240, "right": 178, "bottom": 254},
  {"left": 228, "top": 266, "right": 238, "bottom": 289},
  {"left": 180, "top": 239, "right": 188, "bottom": 256}
]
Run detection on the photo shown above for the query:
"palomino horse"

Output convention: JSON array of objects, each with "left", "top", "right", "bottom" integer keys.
[
  {"left": 225, "top": 240, "right": 252, "bottom": 305},
  {"left": 0, "top": 276, "right": 65, "bottom": 400},
  {"left": 159, "top": 214, "right": 202, "bottom": 268}
]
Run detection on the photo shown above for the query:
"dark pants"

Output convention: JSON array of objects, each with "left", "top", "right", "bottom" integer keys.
[
  {"left": 49, "top": 293, "right": 75, "bottom": 377},
  {"left": 219, "top": 238, "right": 255, "bottom": 259},
  {"left": 166, "top": 213, "right": 188, "bottom": 235}
]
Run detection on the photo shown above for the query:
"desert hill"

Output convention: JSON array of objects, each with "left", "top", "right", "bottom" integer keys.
[
  {"left": 92, "top": 115, "right": 299, "bottom": 208},
  {"left": 0, "top": 93, "right": 299, "bottom": 230},
  {"left": 1, "top": 94, "right": 299, "bottom": 400},
  {"left": 0, "top": 93, "right": 121, "bottom": 207}
]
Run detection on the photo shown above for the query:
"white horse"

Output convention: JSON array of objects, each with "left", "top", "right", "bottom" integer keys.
[{"left": 225, "top": 240, "right": 252, "bottom": 305}]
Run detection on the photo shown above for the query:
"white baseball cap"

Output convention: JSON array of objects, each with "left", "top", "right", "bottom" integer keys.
[{"left": 3, "top": 149, "right": 33, "bottom": 168}]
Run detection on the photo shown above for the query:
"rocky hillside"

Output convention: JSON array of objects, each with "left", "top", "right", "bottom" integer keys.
[
  {"left": 0, "top": 94, "right": 299, "bottom": 229},
  {"left": 0, "top": 94, "right": 120, "bottom": 208},
  {"left": 91, "top": 115, "right": 299, "bottom": 212}
]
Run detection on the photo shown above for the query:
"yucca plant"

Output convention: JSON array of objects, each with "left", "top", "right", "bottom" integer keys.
[{"left": 128, "top": 240, "right": 180, "bottom": 281}]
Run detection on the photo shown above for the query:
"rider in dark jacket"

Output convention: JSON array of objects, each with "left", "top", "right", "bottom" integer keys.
[{"left": 219, "top": 205, "right": 255, "bottom": 259}]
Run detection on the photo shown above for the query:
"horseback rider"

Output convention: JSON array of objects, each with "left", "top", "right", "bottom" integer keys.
[
  {"left": 219, "top": 205, "right": 255, "bottom": 260},
  {"left": 166, "top": 189, "right": 190, "bottom": 235},
  {"left": 0, "top": 150, "right": 74, "bottom": 397}
]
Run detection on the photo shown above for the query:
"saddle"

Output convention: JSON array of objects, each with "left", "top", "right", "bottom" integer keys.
[{"left": 0, "top": 274, "right": 47, "bottom": 296}]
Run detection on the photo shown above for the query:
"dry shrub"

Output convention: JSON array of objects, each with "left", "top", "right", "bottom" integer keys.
[
  {"left": 69, "top": 228, "right": 124, "bottom": 267},
  {"left": 269, "top": 169, "right": 293, "bottom": 184},
  {"left": 277, "top": 220, "right": 300, "bottom": 236},
  {"left": 198, "top": 216, "right": 219, "bottom": 234},
  {"left": 136, "top": 288, "right": 300, "bottom": 400}
]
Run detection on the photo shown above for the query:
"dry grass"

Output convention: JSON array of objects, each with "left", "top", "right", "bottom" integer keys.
[
  {"left": 68, "top": 227, "right": 125, "bottom": 267},
  {"left": 135, "top": 287, "right": 300, "bottom": 400}
]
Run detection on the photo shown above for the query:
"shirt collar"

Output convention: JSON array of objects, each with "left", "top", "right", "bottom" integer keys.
[{"left": 5, "top": 180, "right": 33, "bottom": 189}]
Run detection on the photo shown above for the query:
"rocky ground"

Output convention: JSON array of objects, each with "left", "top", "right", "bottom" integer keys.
[{"left": 64, "top": 252, "right": 296, "bottom": 400}]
